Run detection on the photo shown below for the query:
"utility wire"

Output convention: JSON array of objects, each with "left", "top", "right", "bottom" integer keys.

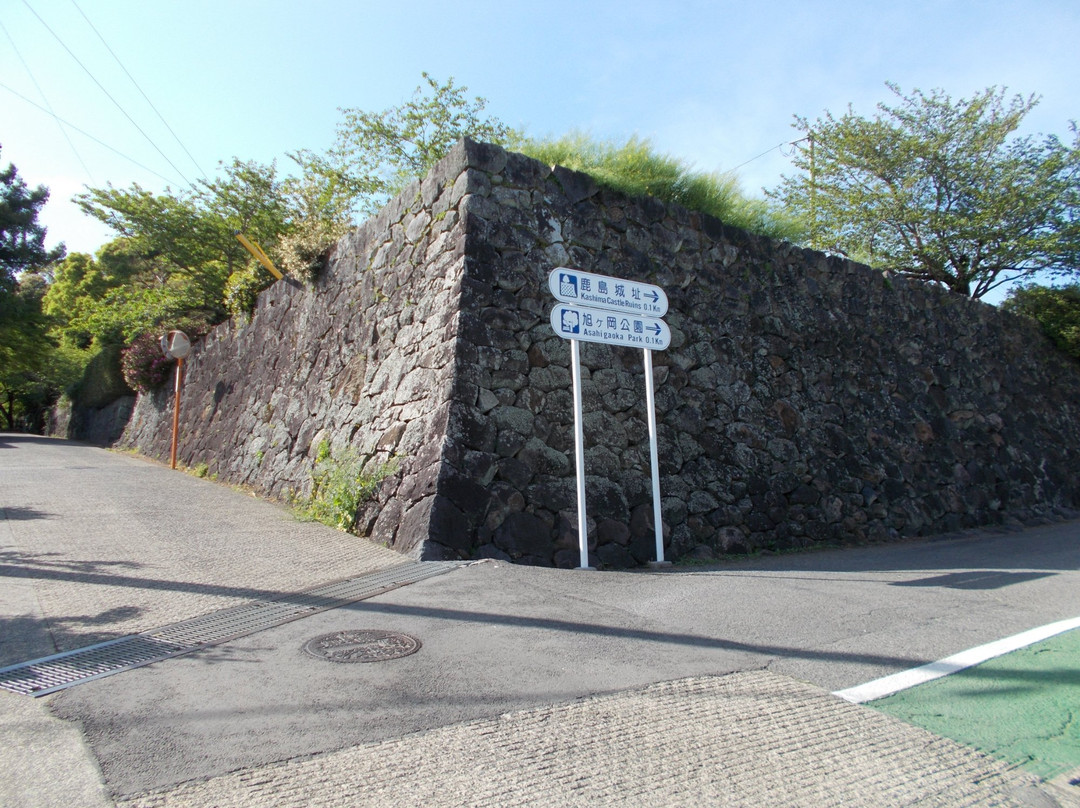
[
  {"left": 0, "top": 18, "right": 94, "bottom": 182},
  {"left": 720, "top": 137, "right": 812, "bottom": 175},
  {"left": 0, "top": 82, "right": 182, "bottom": 186},
  {"left": 69, "top": 0, "right": 209, "bottom": 183},
  {"left": 21, "top": 0, "right": 194, "bottom": 188},
  {"left": 720, "top": 142, "right": 788, "bottom": 175}
]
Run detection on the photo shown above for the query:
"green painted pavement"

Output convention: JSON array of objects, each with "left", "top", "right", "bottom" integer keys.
[{"left": 869, "top": 628, "right": 1080, "bottom": 780}]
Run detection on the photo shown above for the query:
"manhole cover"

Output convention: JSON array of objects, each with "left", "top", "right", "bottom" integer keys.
[{"left": 302, "top": 629, "right": 421, "bottom": 663}]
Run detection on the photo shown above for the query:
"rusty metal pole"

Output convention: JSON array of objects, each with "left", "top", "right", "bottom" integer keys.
[{"left": 170, "top": 357, "right": 184, "bottom": 469}]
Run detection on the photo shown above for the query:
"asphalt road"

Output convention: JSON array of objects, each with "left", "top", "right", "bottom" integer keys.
[{"left": 3, "top": 433, "right": 1079, "bottom": 805}]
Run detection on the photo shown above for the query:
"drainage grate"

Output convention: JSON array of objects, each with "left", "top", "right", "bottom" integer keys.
[
  {"left": 0, "top": 636, "right": 190, "bottom": 696},
  {"left": 0, "top": 560, "right": 460, "bottom": 697}
]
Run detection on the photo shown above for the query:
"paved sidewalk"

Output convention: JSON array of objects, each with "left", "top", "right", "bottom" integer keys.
[
  {"left": 1, "top": 434, "right": 406, "bottom": 666},
  {"left": 3, "top": 434, "right": 1076, "bottom": 807},
  {"left": 1, "top": 434, "right": 408, "bottom": 808},
  {"left": 1, "top": 688, "right": 111, "bottom": 808},
  {"left": 118, "top": 672, "right": 1046, "bottom": 808}
]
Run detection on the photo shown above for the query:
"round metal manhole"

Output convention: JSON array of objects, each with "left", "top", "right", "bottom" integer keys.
[{"left": 302, "top": 629, "right": 421, "bottom": 663}]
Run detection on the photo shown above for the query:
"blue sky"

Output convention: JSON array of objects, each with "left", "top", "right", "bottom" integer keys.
[{"left": 2, "top": 0, "right": 1078, "bottom": 303}]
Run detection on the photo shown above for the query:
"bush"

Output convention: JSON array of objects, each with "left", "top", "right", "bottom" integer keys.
[
  {"left": 302, "top": 444, "right": 399, "bottom": 531},
  {"left": 277, "top": 217, "right": 350, "bottom": 282},
  {"left": 1002, "top": 284, "right": 1080, "bottom": 361},
  {"left": 224, "top": 263, "right": 274, "bottom": 318},
  {"left": 121, "top": 333, "right": 174, "bottom": 393}
]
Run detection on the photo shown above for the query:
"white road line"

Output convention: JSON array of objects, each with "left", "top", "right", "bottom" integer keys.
[{"left": 833, "top": 615, "right": 1080, "bottom": 704}]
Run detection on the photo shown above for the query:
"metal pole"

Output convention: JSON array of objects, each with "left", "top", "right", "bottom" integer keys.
[
  {"left": 808, "top": 131, "right": 817, "bottom": 251},
  {"left": 170, "top": 357, "right": 183, "bottom": 470},
  {"left": 644, "top": 349, "right": 667, "bottom": 565},
  {"left": 571, "top": 339, "right": 591, "bottom": 569}
]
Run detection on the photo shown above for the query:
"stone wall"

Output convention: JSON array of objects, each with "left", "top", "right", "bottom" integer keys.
[
  {"left": 122, "top": 138, "right": 1080, "bottom": 566},
  {"left": 121, "top": 144, "right": 471, "bottom": 558},
  {"left": 49, "top": 396, "right": 135, "bottom": 446}
]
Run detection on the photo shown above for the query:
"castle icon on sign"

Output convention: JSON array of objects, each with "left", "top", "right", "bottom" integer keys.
[{"left": 559, "top": 272, "right": 578, "bottom": 298}]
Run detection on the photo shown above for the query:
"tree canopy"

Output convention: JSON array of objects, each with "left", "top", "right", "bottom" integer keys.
[
  {"left": 0, "top": 150, "right": 68, "bottom": 429},
  {"left": 1002, "top": 283, "right": 1080, "bottom": 360},
  {"left": 69, "top": 158, "right": 297, "bottom": 331},
  {"left": 301, "top": 72, "right": 521, "bottom": 218},
  {"left": 1, "top": 147, "right": 65, "bottom": 290},
  {"left": 770, "top": 84, "right": 1080, "bottom": 298}
]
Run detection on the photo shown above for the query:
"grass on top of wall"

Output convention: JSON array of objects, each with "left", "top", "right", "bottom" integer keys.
[{"left": 517, "top": 133, "right": 804, "bottom": 243}]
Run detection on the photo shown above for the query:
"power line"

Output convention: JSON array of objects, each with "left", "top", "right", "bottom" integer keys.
[
  {"left": 720, "top": 137, "right": 811, "bottom": 176},
  {"left": 0, "top": 18, "right": 94, "bottom": 182},
  {"left": 21, "top": 0, "right": 194, "bottom": 188},
  {"left": 719, "top": 142, "right": 787, "bottom": 175},
  {"left": 69, "top": 0, "right": 210, "bottom": 183},
  {"left": 780, "top": 136, "right": 811, "bottom": 157},
  {"left": 0, "top": 82, "right": 183, "bottom": 186}
]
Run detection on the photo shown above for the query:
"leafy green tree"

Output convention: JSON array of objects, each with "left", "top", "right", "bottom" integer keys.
[
  {"left": 77, "top": 159, "right": 290, "bottom": 283},
  {"left": 770, "top": 84, "right": 1080, "bottom": 298},
  {"left": 1, "top": 147, "right": 65, "bottom": 292},
  {"left": 43, "top": 250, "right": 125, "bottom": 347},
  {"left": 0, "top": 150, "right": 67, "bottom": 429},
  {"left": 1002, "top": 283, "right": 1080, "bottom": 360},
  {"left": 43, "top": 241, "right": 212, "bottom": 347},
  {"left": 0, "top": 272, "right": 54, "bottom": 429},
  {"left": 296, "top": 72, "right": 521, "bottom": 218},
  {"left": 73, "top": 158, "right": 294, "bottom": 326}
]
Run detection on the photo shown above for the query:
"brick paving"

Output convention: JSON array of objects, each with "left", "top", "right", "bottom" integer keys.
[{"left": 118, "top": 671, "right": 1043, "bottom": 808}]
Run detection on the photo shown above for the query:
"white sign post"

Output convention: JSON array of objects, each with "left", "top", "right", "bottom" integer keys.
[
  {"left": 570, "top": 338, "right": 588, "bottom": 569},
  {"left": 548, "top": 268, "right": 670, "bottom": 569},
  {"left": 643, "top": 348, "right": 665, "bottom": 566}
]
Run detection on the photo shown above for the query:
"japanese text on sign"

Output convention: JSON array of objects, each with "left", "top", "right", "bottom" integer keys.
[
  {"left": 549, "top": 303, "right": 671, "bottom": 351},
  {"left": 548, "top": 268, "right": 668, "bottom": 317}
]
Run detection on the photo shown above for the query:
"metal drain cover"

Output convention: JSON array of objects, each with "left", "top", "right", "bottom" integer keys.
[{"left": 302, "top": 629, "right": 421, "bottom": 663}]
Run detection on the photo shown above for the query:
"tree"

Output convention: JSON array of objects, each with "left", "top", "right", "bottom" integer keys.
[
  {"left": 1, "top": 147, "right": 65, "bottom": 293},
  {"left": 0, "top": 271, "right": 54, "bottom": 429},
  {"left": 76, "top": 159, "right": 291, "bottom": 285},
  {"left": 770, "top": 85, "right": 1080, "bottom": 298},
  {"left": 296, "top": 72, "right": 521, "bottom": 218},
  {"left": 0, "top": 150, "right": 66, "bottom": 430},
  {"left": 73, "top": 158, "right": 296, "bottom": 326},
  {"left": 43, "top": 242, "right": 213, "bottom": 347},
  {"left": 1001, "top": 283, "right": 1080, "bottom": 360}
]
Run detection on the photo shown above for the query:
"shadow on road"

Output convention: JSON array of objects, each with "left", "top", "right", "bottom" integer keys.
[{"left": 0, "top": 506, "right": 54, "bottom": 521}]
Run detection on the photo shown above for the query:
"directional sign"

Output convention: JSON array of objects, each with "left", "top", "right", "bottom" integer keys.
[
  {"left": 549, "top": 268, "right": 668, "bottom": 317},
  {"left": 550, "top": 303, "right": 671, "bottom": 351}
]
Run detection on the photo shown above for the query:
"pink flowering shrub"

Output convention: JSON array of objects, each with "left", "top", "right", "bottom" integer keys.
[{"left": 121, "top": 333, "right": 174, "bottom": 393}]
